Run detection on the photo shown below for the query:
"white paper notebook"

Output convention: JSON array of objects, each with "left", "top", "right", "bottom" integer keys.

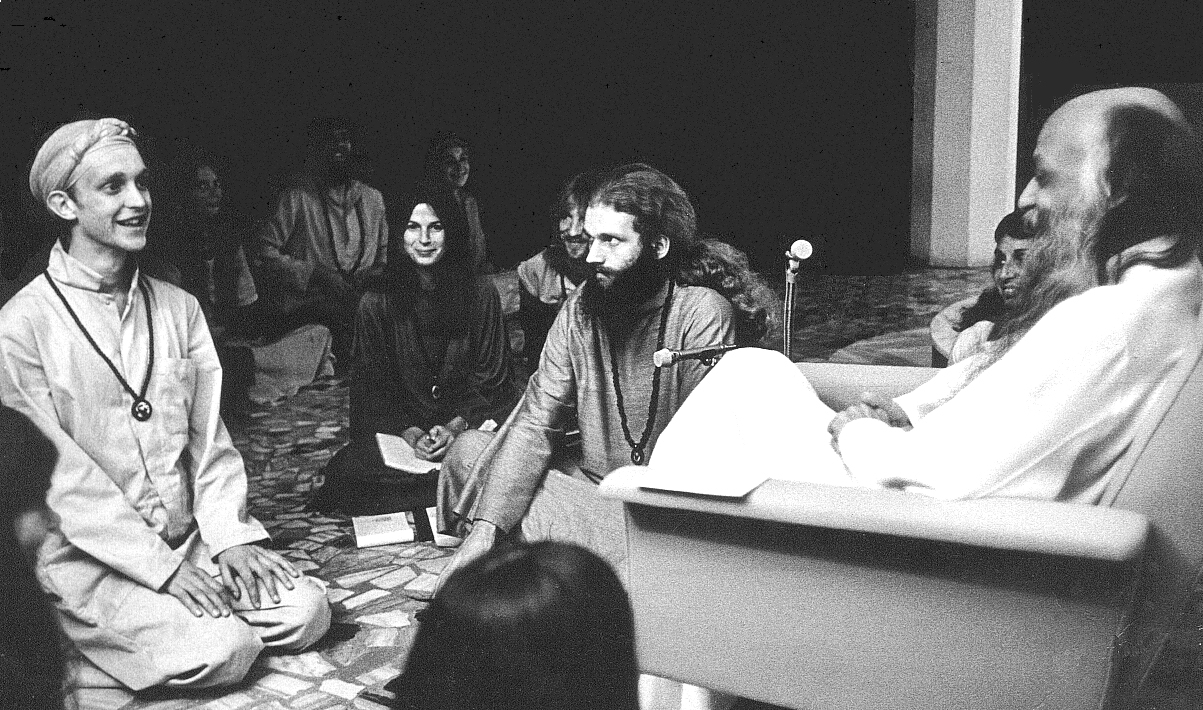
[
  {"left": 636, "top": 467, "right": 769, "bottom": 498},
  {"left": 376, "top": 433, "right": 442, "bottom": 474},
  {"left": 424, "top": 506, "right": 463, "bottom": 548},
  {"left": 352, "top": 512, "right": 416, "bottom": 548}
]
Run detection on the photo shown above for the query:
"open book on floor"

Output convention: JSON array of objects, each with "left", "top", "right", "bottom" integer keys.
[
  {"left": 351, "top": 507, "right": 462, "bottom": 548},
  {"left": 376, "top": 432, "right": 441, "bottom": 474},
  {"left": 352, "top": 511, "right": 416, "bottom": 547}
]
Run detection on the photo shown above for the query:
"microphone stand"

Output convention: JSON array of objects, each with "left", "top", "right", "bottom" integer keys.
[{"left": 784, "top": 254, "right": 802, "bottom": 360}]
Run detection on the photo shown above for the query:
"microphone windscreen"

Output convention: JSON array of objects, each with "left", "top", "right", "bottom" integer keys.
[
  {"left": 790, "top": 239, "right": 814, "bottom": 260},
  {"left": 652, "top": 348, "right": 672, "bottom": 368}
]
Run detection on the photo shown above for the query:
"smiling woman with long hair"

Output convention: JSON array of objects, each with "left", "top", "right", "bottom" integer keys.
[{"left": 310, "top": 187, "right": 518, "bottom": 515}]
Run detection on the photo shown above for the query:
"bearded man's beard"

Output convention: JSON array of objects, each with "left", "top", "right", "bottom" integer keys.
[
  {"left": 579, "top": 245, "right": 670, "bottom": 325},
  {"left": 993, "top": 188, "right": 1108, "bottom": 344}
]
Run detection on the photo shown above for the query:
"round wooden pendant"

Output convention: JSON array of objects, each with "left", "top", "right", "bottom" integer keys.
[{"left": 131, "top": 398, "right": 153, "bottom": 422}]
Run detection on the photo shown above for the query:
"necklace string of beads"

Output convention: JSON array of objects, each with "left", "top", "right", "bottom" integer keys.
[{"left": 594, "top": 279, "right": 675, "bottom": 465}]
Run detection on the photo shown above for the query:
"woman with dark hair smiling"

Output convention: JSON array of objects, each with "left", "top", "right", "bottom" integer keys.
[
  {"left": 385, "top": 540, "right": 640, "bottom": 710},
  {"left": 311, "top": 187, "right": 517, "bottom": 515}
]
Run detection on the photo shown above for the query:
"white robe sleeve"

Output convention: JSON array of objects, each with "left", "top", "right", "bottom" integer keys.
[
  {"left": 839, "top": 282, "right": 1195, "bottom": 501},
  {"left": 892, "top": 354, "right": 984, "bottom": 425}
]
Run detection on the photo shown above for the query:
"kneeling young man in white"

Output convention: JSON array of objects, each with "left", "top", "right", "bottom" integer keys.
[{"left": 0, "top": 119, "right": 330, "bottom": 691}]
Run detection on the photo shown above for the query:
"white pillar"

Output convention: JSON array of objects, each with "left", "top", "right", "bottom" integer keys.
[{"left": 910, "top": 0, "right": 1023, "bottom": 267}]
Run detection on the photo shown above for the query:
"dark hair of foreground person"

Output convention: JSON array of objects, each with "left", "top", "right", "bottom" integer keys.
[{"left": 387, "top": 541, "right": 639, "bottom": 710}]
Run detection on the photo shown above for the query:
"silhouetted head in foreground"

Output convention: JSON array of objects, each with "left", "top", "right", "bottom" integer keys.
[{"left": 387, "top": 541, "right": 639, "bottom": 710}]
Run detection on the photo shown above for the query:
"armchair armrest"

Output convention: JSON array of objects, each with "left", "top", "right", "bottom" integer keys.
[{"left": 600, "top": 467, "right": 1149, "bottom": 562}]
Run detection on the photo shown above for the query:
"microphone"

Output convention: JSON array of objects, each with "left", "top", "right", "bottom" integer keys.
[
  {"left": 786, "top": 239, "right": 814, "bottom": 267},
  {"left": 653, "top": 344, "right": 739, "bottom": 368}
]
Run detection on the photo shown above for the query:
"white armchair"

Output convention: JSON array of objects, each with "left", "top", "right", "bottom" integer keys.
[{"left": 600, "top": 359, "right": 1203, "bottom": 709}]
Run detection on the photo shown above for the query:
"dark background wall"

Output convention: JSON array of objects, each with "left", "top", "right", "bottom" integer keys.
[
  {"left": 1018, "top": 0, "right": 1203, "bottom": 196},
  {"left": 0, "top": 0, "right": 916, "bottom": 275}
]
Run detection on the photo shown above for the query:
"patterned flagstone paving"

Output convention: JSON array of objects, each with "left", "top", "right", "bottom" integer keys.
[{"left": 70, "top": 268, "right": 1201, "bottom": 709}]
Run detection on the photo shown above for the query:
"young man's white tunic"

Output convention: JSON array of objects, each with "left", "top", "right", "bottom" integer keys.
[{"left": 0, "top": 242, "right": 329, "bottom": 690}]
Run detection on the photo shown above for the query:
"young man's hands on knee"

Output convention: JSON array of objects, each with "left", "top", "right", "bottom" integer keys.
[
  {"left": 166, "top": 559, "right": 234, "bottom": 618},
  {"left": 217, "top": 544, "right": 301, "bottom": 609}
]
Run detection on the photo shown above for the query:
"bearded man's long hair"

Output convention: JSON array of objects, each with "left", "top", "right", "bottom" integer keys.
[
  {"left": 993, "top": 101, "right": 1203, "bottom": 346},
  {"left": 586, "top": 163, "right": 781, "bottom": 348}
]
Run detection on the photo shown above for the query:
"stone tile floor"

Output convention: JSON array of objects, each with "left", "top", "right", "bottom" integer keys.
[{"left": 72, "top": 267, "right": 1203, "bottom": 710}]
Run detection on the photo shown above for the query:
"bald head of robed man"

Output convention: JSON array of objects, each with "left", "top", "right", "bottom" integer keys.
[
  {"left": 992, "top": 87, "right": 1203, "bottom": 340},
  {"left": 1019, "top": 88, "right": 1200, "bottom": 256}
]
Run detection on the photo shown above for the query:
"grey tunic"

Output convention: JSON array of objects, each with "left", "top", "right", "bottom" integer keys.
[{"left": 457, "top": 280, "right": 735, "bottom": 532}]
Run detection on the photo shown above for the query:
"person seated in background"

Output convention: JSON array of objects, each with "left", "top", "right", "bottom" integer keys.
[
  {"left": 423, "top": 133, "right": 493, "bottom": 273},
  {"left": 0, "top": 118, "right": 330, "bottom": 694},
  {"left": 930, "top": 210, "right": 1036, "bottom": 364},
  {"left": 254, "top": 117, "right": 389, "bottom": 366},
  {"left": 653, "top": 87, "right": 1203, "bottom": 505},
  {"left": 517, "top": 171, "right": 595, "bottom": 363},
  {"left": 0, "top": 405, "right": 64, "bottom": 710},
  {"left": 310, "top": 188, "right": 518, "bottom": 515},
  {"left": 142, "top": 147, "right": 266, "bottom": 418},
  {"left": 385, "top": 541, "right": 639, "bottom": 710},
  {"left": 145, "top": 147, "right": 335, "bottom": 417},
  {"left": 145, "top": 147, "right": 260, "bottom": 334}
]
